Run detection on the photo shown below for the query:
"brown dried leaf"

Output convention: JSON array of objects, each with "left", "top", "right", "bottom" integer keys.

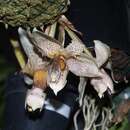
[{"left": 111, "top": 48, "right": 130, "bottom": 83}]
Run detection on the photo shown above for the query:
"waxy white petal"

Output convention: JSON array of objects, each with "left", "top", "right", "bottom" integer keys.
[
  {"left": 31, "top": 31, "right": 61, "bottom": 58},
  {"left": 94, "top": 40, "right": 111, "bottom": 67},
  {"left": 25, "top": 87, "right": 46, "bottom": 112},
  {"left": 67, "top": 56, "right": 102, "bottom": 77},
  {"left": 65, "top": 39, "right": 85, "bottom": 55},
  {"left": 18, "top": 27, "right": 35, "bottom": 58},
  {"left": 18, "top": 27, "right": 47, "bottom": 70},
  {"left": 90, "top": 69, "right": 114, "bottom": 98},
  {"left": 48, "top": 69, "right": 68, "bottom": 95}
]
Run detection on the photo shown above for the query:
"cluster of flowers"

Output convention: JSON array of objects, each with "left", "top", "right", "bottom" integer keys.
[{"left": 18, "top": 16, "right": 114, "bottom": 113}]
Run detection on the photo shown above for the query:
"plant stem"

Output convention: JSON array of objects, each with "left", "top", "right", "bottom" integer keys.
[
  {"left": 10, "top": 39, "right": 25, "bottom": 69},
  {"left": 49, "top": 22, "right": 57, "bottom": 38}
]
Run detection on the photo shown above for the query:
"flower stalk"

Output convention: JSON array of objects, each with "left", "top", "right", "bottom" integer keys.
[{"left": 10, "top": 39, "right": 25, "bottom": 69}]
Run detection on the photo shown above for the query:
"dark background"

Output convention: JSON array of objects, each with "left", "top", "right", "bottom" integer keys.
[{"left": 67, "top": 0, "right": 130, "bottom": 53}]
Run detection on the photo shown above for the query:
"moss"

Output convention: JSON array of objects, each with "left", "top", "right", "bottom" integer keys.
[{"left": 0, "top": 0, "right": 69, "bottom": 27}]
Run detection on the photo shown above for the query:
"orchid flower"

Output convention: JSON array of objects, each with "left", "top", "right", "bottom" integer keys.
[
  {"left": 19, "top": 26, "right": 114, "bottom": 103},
  {"left": 18, "top": 27, "right": 49, "bottom": 76},
  {"left": 31, "top": 29, "right": 105, "bottom": 94},
  {"left": 31, "top": 28, "right": 114, "bottom": 97},
  {"left": 18, "top": 27, "right": 48, "bottom": 112},
  {"left": 59, "top": 19, "right": 114, "bottom": 98},
  {"left": 90, "top": 40, "right": 114, "bottom": 98}
]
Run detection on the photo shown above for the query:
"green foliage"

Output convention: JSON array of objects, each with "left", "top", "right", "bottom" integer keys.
[{"left": 110, "top": 118, "right": 130, "bottom": 130}]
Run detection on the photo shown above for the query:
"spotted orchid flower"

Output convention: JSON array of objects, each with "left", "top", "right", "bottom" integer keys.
[
  {"left": 19, "top": 27, "right": 114, "bottom": 101},
  {"left": 18, "top": 28, "right": 48, "bottom": 112},
  {"left": 90, "top": 40, "right": 114, "bottom": 97},
  {"left": 30, "top": 29, "right": 104, "bottom": 94}
]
